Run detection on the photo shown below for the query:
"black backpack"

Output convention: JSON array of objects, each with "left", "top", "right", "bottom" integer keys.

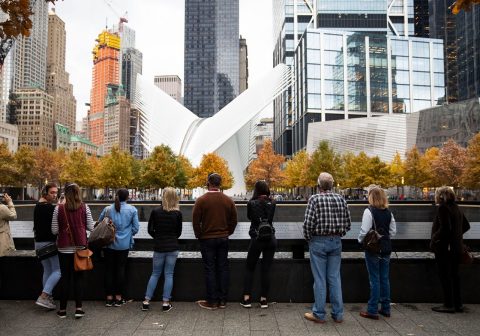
[{"left": 256, "top": 217, "right": 274, "bottom": 241}]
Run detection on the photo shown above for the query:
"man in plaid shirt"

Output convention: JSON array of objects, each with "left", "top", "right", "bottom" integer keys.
[{"left": 303, "top": 172, "right": 351, "bottom": 324}]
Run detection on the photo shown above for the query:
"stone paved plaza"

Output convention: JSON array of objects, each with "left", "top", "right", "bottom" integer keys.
[{"left": 1, "top": 300, "right": 479, "bottom": 335}]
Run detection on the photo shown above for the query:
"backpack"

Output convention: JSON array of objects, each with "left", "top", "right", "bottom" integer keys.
[{"left": 256, "top": 217, "right": 274, "bottom": 242}]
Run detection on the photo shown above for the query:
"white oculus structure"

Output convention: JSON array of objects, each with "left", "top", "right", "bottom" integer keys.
[{"left": 133, "top": 64, "right": 292, "bottom": 194}]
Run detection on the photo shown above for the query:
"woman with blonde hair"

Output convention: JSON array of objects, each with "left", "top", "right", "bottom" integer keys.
[
  {"left": 358, "top": 186, "right": 397, "bottom": 320},
  {"left": 142, "top": 187, "right": 182, "bottom": 312},
  {"left": 430, "top": 186, "right": 470, "bottom": 313},
  {"left": 51, "top": 182, "right": 94, "bottom": 319}
]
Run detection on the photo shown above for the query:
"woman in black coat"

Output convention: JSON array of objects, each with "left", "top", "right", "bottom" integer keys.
[
  {"left": 240, "top": 180, "right": 277, "bottom": 309},
  {"left": 430, "top": 186, "right": 470, "bottom": 313},
  {"left": 142, "top": 187, "right": 182, "bottom": 312}
]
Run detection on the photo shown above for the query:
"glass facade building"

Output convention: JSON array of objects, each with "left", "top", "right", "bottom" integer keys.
[
  {"left": 273, "top": 0, "right": 418, "bottom": 156},
  {"left": 184, "top": 0, "right": 239, "bottom": 118},
  {"left": 428, "top": 0, "right": 458, "bottom": 102},
  {"left": 293, "top": 29, "right": 445, "bottom": 152},
  {"left": 121, "top": 47, "right": 143, "bottom": 101},
  {"left": 455, "top": 5, "right": 480, "bottom": 101}
]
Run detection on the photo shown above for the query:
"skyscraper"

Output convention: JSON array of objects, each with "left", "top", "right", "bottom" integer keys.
[
  {"left": 455, "top": 5, "right": 480, "bottom": 100},
  {"left": 103, "top": 84, "right": 131, "bottom": 154},
  {"left": 46, "top": 9, "right": 77, "bottom": 135},
  {"left": 121, "top": 47, "right": 143, "bottom": 101},
  {"left": 429, "top": 0, "right": 458, "bottom": 102},
  {"left": 15, "top": 88, "right": 54, "bottom": 149},
  {"left": 239, "top": 36, "right": 249, "bottom": 94},
  {"left": 275, "top": 0, "right": 444, "bottom": 154},
  {"left": 15, "top": 0, "right": 49, "bottom": 90},
  {"left": 1, "top": 0, "right": 48, "bottom": 123},
  {"left": 154, "top": 75, "right": 182, "bottom": 102},
  {"left": 414, "top": 0, "right": 430, "bottom": 38},
  {"left": 88, "top": 30, "right": 120, "bottom": 148},
  {"left": 184, "top": 0, "right": 239, "bottom": 117}
]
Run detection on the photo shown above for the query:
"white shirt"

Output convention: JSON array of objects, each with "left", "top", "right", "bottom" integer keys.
[{"left": 358, "top": 208, "right": 397, "bottom": 243}]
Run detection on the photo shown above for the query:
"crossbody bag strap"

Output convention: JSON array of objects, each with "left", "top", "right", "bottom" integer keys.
[
  {"left": 62, "top": 204, "right": 77, "bottom": 247},
  {"left": 368, "top": 206, "right": 377, "bottom": 231}
]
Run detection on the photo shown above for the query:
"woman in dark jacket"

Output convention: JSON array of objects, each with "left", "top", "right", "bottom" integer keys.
[
  {"left": 34, "top": 182, "right": 60, "bottom": 310},
  {"left": 240, "top": 180, "right": 276, "bottom": 309},
  {"left": 430, "top": 186, "right": 470, "bottom": 313},
  {"left": 142, "top": 187, "right": 182, "bottom": 312}
]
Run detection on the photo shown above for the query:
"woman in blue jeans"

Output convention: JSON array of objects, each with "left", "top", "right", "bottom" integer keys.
[
  {"left": 358, "top": 186, "right": 396, "bottom": 320},
  {"left": 142, "top": 187, "right": 182, "bottom": 312},
  {"left": 34, "top": 183, "right": 61, "bottom": 310}
]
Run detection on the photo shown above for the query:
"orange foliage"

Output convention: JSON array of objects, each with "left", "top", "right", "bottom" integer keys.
[{"left": 245, "top": 140, "right": 285, "bottom": 190}]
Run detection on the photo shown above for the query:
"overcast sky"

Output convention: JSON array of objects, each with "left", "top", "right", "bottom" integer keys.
[{"left": 51, "top": 0, "right": 273, "bottom": 121}]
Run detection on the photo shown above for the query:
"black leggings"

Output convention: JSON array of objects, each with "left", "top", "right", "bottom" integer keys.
[
  {"left": 104, "top": 248, "right": 129, "bottom": 298},
  {"left": 58, "top": 252, "right": 84, "bottom": 310},
  {"left": 243, "top": 237, "right": 277, "bottom": 298}
]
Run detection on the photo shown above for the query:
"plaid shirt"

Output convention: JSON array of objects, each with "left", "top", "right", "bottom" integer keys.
[{"left": 303, "top": 191, "right": 351, "bottom": 241}]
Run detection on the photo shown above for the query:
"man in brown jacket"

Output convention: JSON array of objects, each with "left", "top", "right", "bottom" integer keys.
[{"left": 193, "top": 173, "right": 238, "bottom": 309}]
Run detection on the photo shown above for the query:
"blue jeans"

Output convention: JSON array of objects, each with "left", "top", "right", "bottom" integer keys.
[
  {"left": 35, "top": 242, "right": 61, "bottom": 296},
  {"left": 309, "top": 236, "right": 343, "bottom": 321},
  {"left": 145, "top": 251, "right": 179, "bottom": 301},
  {"left": 200, "top": 238, "right": 229, "bottom": 304},
  {"left": 364, "top": 251, "right": 391, "bottom": 315}
]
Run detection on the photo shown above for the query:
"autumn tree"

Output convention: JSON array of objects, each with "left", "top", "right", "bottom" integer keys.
[
  {"left": 191, "top": 152, "right": 234, "bottom": 190},
  {"left": 367, "top": 155, "right": 392, "bottom": 188},
  {"left": 0, "top": 143, "right": 16, "bottom": 186},
  {"left": 404, "top": 146, "right": 428, "bottom": 196},
  {"left": 244, "top": 140, "right": 285, "bottom": 189},
  {"left": 14, "top": 145, "right": 37, "bottom": 199},
  {"left": 97, "top": 147, "right": 135, "bottom": 189},
  {"left": 177, "top": 155, "right": 194, "bottom": 189},
  {"left": 430, "top": 139, "right": 466, "bottom": 190},
  {"left": 421, "top": 147, "right": 441, "bottom": 188},
  {"left": 462, "top": 133, "right": 480, "bottom": 189},
  {"left": 142, "top": 145, "right": 180, "bottom": 189},
  {"left": 283, "top": 150, "right": 310, "bottom": 189},
  {"left": 389, "top": 152, "right": 405, "bottom": 195},
  {"left": 340, "top": 152, "right": 390, "bottom": 188},
  {"left": 130, "top": 158, "right": 145, "bottom": 188},
  {"left": 34, "top": 147, "right": 62, "bottom": 191},
  {"left": 452, "top": 0, "right": 480, "bottom": 14},
  {"left": 307, "top": 141, "right": 342, "bottom": 186},
  {"left": 60, "top": 149, "right": 96, "bottom": 188}
]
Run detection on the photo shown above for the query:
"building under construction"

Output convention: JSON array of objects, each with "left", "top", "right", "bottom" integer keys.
[{"left": 88, "top": 30, "right": 120, "bottom": 150}]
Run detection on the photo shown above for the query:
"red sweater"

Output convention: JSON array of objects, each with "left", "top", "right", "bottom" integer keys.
[{"left": 192, "top": 191, "right": 238, "bottom": 239}]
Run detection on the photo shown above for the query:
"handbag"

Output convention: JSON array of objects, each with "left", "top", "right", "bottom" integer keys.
[
  {"left": 35, "top": 242, "right": 58, "bottom": 260},
  {"left": 460, "top": 244, "right": 474, "bottom": 265},
  {"left": 63, "top": 205, "right": 93, "bottom": 272},
  {"left": 74, "top": 248, "right": 94, "bottom": 271},
  {"left": 362, "top": 208, "right": 383, "bottom": 254},
  {"left": 88, "top": 207, "right": 115, "bottom": 249}
]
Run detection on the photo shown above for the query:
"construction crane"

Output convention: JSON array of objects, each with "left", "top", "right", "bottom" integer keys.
[{"left": 102, "top": 0, "right": 128, "bottom": 31}]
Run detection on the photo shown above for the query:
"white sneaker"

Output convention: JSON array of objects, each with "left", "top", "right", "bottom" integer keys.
[{"left": 36, "top": 296, "right": 56, "bottom": 310}]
